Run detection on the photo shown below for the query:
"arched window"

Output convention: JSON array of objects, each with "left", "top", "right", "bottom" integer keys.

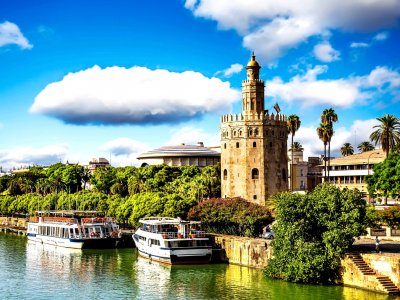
[
  {"left": 224, "top": 143, "right": 226, "bottom": 149},
  {"left": 282, "top": 168, "right": 287, "bottom": 182},
  {"left": 223, "top": 169, "right": 227, "bottom": 180},
  {"left": 249, "top": 129, "right": 253, "bottom": 136},
  {"left": 236, "top": 142, "right": 239, "bottom": 148},
  {"left": 253, "top": 142, "right": 257, "bottom": 148},
  {"left": 234, "top": 131, "right": 236, "bottom": 137},
  {"left": 255, "top": 129, "right": 259, "bottom": 136},
  {"left": 269, "top": 142, "right": 273, "bottom": 148},
  {"left": 251, "top": 168, "right": 259, "bottom": 179}
]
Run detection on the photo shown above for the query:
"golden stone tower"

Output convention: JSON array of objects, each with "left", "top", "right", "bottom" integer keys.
[{"left": 220, "top": 53, "right": 288, "bottom": 205}]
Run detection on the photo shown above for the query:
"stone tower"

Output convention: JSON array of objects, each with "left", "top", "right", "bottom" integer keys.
[{"left": 220, "top": 53, "right": 288, "bottom": 205}]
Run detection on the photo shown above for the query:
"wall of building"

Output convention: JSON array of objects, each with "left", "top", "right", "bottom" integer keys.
[{"left": 220, "top": 113, "right": 288, "bottom": 205}]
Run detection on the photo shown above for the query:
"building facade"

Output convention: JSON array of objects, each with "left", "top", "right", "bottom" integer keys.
[
  {"left": 137, "top": 142, "right": 220, "bottom": 168},
  {"left": 220, "top": 53, "right": 288, "bottom": 205},
  {"left": 325, "top": 149, "right": 385, "bottom": 200},
  {"left": 288, "top": 150, "right": 322, "bottom": 192}
]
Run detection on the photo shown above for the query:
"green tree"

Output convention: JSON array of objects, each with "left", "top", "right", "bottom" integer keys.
[
  {"left": 357, "top": 141, "right": 375, "bottom": 153},
  {"left": 188, "top": 197, "right": 272, "bottom": 237},
  {"left": 291, "top": 141, "right": 304, "bottom": 151},
  {"left": 370, "top": 114, "right": 400, "bottom": 158},
  {"left": 265, "top": 184, "right": 367, "bottom": 284},
  {"left": 91, "top": 166, "right": 116, "bottom": 194},
  {"left": 287, "top": 114, "right": 301, "bottom": 191},
  {"left": 321, "top": 108, "right": 338, "bottom": 180},
  {"left": 316, "top": 122, "right": 331, "bottom": 180},
  {"left": 340, "top": 143, "right": 354, "bottom": 156},
  {"left": 367, "top": 151, "right": 400, "bottom": 205}
]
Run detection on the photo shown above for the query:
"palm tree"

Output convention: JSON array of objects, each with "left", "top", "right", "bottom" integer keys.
[
  {"left": 370, "top": 114, "right": 400, "bottom": 158},
  {"left": 291, "top": 141, "right": 304, "bottom": 151},
  {"left": 357, "top": 141, "right": 375, "bottom": 153},
  {"left": 287, "top": 114, "right": 301, "bottom": 191},
  {"left": 317, "top": 122, "right": 331, "bottom": 181},
  {"left": 321, "top": 108, "right": 338, "bottom": 180},
  {"left": 340, "top": 143, "right": 354, "bottom": 156}
]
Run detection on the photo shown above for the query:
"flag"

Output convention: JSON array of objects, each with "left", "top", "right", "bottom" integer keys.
[{"left": 274, "top": 102, "right": 281, "bottom": 113}]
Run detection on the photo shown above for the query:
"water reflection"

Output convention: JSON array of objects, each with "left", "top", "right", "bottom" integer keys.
[{"left": 0, "top": 234, "right": 394, "bottom": 300}]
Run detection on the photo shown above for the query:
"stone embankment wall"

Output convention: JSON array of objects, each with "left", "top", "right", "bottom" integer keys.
[
  {"left": 0, "top": 216, "right": 27, "bottom": 228},
  {"left": 209, "top": 234, "right": 272, "bottom": 269},
  {"left": 341, "top": 253, "right": 400, "bottom": 293}
]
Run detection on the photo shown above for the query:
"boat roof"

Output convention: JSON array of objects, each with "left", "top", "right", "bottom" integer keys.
[
  {"left": 34, "top": 210, "right": 106, "bottom": 217},
  {"left": 139, "top": 217, "right": 200, "bottom": 225}
]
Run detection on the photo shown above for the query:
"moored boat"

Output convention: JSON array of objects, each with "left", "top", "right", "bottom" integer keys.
[
  {"left": 132, "top": 217, "right": 212, "bottom": 264},
  {"left": 27, "top": 210, "right": 121, "bottom": 249}
]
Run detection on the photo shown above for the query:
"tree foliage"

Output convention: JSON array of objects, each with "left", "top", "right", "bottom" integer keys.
[
  {"left": 188, "top": 197, "right": 273, "bottom": 237},
  {"left": 265, "top": 184, "right": 367, "bottom": 284},
  {"left": 367, "top": 151, "right": 400, "bottom": 199}
]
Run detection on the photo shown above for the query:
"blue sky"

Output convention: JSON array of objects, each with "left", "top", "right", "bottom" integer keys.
[{"left": 1, "top": 0, "right": 400, "bottom": 170}]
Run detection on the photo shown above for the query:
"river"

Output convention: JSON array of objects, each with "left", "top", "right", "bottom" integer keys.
[{"left": 0, "top": 232, "right": 393, "bottom": 300}]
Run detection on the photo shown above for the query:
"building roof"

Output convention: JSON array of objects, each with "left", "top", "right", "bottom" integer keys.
[
  {"left": 329, "top": 149, "right": 385, "bottom": 166},
  {"left": 137, "top": 142, "right": 220, "bottom": 159}
]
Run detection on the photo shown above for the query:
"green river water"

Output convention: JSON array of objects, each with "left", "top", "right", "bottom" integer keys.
[{"left": 0, "top": 232, "right": 395, "bottom": 300}]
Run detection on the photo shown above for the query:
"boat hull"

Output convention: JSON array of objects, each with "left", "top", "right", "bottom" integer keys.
[
  {"left": 27, "top": 233, "right": 120, "bottom": 249},
  {"left": 137, "top": 247, "right": 212, "bottom": 265}
]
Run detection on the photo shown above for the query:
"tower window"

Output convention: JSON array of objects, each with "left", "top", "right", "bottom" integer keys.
[
  {"left": 236, "top": 142, "right": 239, "bottom": 148},
  {"left": 255, "top": 129, "right": 259, "bottom": 136},
  {"left": 272, "top": 131, "right": 275, "bottom": 136},
  {"left": 269, "top": 142, "right": 272, "bottom": 148},
  {"left": 253, "top": 195, "right": 257, "bottom": 200},
  {"left": 224, "top": 143, "right": 226, "bottom": 149},
  {"left": 234, "top": 131, "right": 236, "bottom": 136},
  {"left": 282, "top": 168, "right": 287, "bottom": 182},
  {"left": 253, "top": 142, "right": 256, "bottom": 148},
  {"left": 223, "top": 169, "right": 227, "bottom": 180},
  {"left": 251, "top": 168, "right": 259, "bottom": 179},
  {"left": 249, "top": 129, "right": 253, "bottom": 136}
]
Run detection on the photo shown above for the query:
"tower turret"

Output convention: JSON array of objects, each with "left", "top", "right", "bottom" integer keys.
[{"left": 242, "top": 52, "right": 265, "bottom": 114}]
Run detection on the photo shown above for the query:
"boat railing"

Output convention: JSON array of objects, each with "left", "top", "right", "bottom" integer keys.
[
  {"left": 35, "top": 217, "right": 77, "bottom": 224},
  {"left": 81, "top": 217, "right": 115, "bottom": 224},
  {"left": 160, "top": 230, "right": 206, "bottom": 239}
]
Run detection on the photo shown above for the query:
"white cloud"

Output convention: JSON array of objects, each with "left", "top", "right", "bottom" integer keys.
[
  {"left": 243, "top": 16, "right": 320, "bottom": 63},
  {"left": 373, "top": 31, "right": 389, "bottom": 41},
  {"left": 313, "top": 42, "right": 340, "bottom": 62},
  {"left": 266, "top": 65, "right": 400, "bottom": 108},
  {"left": 0, "top": 144, "right": 68, "bottom": 171},
  {"left": 215, "top": 63, "right": 243, "bottom": 77},
  {"left": 350, "top": 42, "right": 370, "bottom": 48},
  {"left": 294, "top": 118, "right": 380, "bottom": 159},
  {"left": 166, "top": 126, "right": 220, "bottom": 147},
  {"left": 98, "top": 138, "right": 150, "bottom": 167},
  {"left": 0, "top": 21, "right": 32, "bottom": 49},
  {"left": 185, "top": 0, "right": 400, "bottom": 63},
  {"left": 30, "top": 65, "right": 240, "bottom": 125}
]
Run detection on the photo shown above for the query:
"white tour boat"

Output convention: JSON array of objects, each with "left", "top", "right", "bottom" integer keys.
[
  {"left": 27, "top": 210, "right": 121, "bottom": 249},
  {"left": 132, "top": 217, "right": 212, "bottom": 264}
]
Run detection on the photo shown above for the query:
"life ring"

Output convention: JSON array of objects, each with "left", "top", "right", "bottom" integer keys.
[
  {"left": 90, "top": 231, "right": 98, "bottom": 237},
  {"left": 111, "top": 231, "right": 119, "bottom": 238}
]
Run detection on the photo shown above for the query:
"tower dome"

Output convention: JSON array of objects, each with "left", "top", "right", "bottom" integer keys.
[{"left": 246, "top": 51, "right": 260, "bottom": 69}]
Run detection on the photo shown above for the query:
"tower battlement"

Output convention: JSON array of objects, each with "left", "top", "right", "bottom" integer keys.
[
  {"left": 242, "top": 79, "right": 265, "bottom": 84},
  {"left": 220, "top": 112, "right": 287, "bottom": 124}
]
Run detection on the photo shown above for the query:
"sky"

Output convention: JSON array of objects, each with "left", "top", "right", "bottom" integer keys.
[{"left": 1, "top": 0, "right": 400, "bottom": 171}]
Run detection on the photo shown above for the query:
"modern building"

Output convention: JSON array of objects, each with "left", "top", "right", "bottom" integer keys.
[
  {"left": 325, "top": 149, "right": 385, "bottom": 199},
  {"left": 137, "top": 142, "right": 220, "bottom": 167},
  {"left": 288, "top": 149, "right": 322, "bottom": 192},
  {"left": 220, "top": 53, "right": 288, "bottom": 205}
]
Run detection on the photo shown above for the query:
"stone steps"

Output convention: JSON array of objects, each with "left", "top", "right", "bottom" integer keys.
[{"left": 347, "top": 253, "right": 400, "bottom": 295}]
